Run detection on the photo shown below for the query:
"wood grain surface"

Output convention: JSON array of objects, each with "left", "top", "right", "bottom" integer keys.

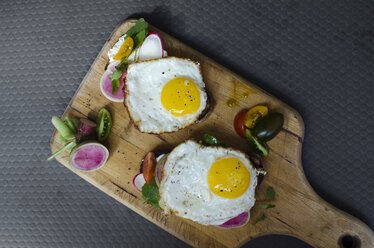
[{"left": 50, "top": 19, "right": 374, "bottom": 248}]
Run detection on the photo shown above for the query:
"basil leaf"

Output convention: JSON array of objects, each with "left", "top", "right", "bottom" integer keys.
[
  {"left": 109, "top": 70, "right": 123, "bottom": 80},
  {"left": 142, "top": 177, "right": 160, "bottom": 208},
  {"left": 126, "top": 18, "right": 148, "bottom": 38},
  {"left": 258, "top": 203, "right": 275, "bottom": 209},
  {"left": 254, "top": 214, "right": 265, "bottom": 224},
  {"left": 111, "top": 79, "right": 120, "bottom": 95},
  {"left": 266, "top": 187, "right": 275, "bottom": 201}
]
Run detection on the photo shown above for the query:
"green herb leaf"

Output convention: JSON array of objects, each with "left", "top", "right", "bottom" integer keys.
[
  {"left": 110, "top": 59, "right": 128, "bottom": 94},
  {"left": 115, "top": 60, "right": 128, "bottom": 72},
  {"left": 266, "top": 187, "right": 275, "bottom": 201},
  {"left": 126, "top": 18, "right": 148, "bottom": 38},
  {"left": 111, "top": 79, "right": 120, "bottom": 95},
  {"left": 132, "top": 29, "right": 147, "bottom": 51},
  {"left": 258, "top": 203, "right": 275, "bottom": 209},
  {"left": 142, "top": 177, "right": 160, "bottom": 208},
  {"left": 254, "top": 214, "right": 265, "bottom": 224},
  {"left": 202, "top": 134, "right": 225, "bottom": 146},
  {"left": 109, "top": 70, "right": 123, "bottom": 80}
]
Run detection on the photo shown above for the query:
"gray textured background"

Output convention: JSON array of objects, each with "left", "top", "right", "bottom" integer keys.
[{"left": 0, "top": 0, "right": 373, "bottom": 247}]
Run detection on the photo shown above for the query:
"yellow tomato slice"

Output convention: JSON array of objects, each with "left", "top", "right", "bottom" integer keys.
[
  {"left": 245, "top": 105, "right": 268, "bottom": 128},
  {"left": 113, "top": 37, "right": 134, "bottom": 60}
]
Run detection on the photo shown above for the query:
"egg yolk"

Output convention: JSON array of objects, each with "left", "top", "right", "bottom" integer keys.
[
  {"left": 161, "top": 77, "right": 201, "bottom": 117},
  {"left": 208, "top": 157, "right": 250, "bottom": 199}
]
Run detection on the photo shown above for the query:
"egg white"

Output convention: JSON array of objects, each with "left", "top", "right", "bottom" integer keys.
[
  {"left": 159, "top": 140, "right": 258, "bottom": 226},
  {"left": 124, "top": 57, "right": 208, "bottom": 133}
]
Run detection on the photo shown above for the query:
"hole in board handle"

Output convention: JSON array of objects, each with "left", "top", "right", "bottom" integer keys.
[{"left": 338, "top": 234, "right": 361, "bottom": 248}]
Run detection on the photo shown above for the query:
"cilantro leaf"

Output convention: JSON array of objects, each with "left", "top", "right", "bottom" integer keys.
[
  {"left": 111, "top": 79, "right": 120, "bottom": 95},
  {"left": 258, "top": 203, "right": 275, "bottom": 209},
  {"left": 254, "top": 214, "right": 265, "bottom": 224},
  {"left": 142, "top": 177, "right": 160, "bottom": 208},
  {"left": 266, "top": 187, "right": 275, "bottom": 201},
  {"left": 109, "top": 70, "right": 123, "bottom": 80}
]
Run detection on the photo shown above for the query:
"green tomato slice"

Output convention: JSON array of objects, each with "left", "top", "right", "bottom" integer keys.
[{"left": 96, "top": 108, "right": 112, "bottom": 141}]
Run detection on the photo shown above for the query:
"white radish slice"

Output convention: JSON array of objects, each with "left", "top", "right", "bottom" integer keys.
[
  {"left": 100, "top": 61, "right": 125, "bottom": 102},
  {"left": 138, "top": 33, "right": 164, "bottom": 61},
  {"left": 133, "top": 173, "right": 146, "bottom": 192}
]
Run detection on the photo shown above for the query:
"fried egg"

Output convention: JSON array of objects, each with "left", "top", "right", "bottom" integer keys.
[
  {"left": 159, "top": 140, "right": 259, "bottom": 226},
  {"left": 124, "top": 57, "right": 209, "bottom": 133},
  {"left": 108, "top": 34, "right": 167, "bottom": 63}
]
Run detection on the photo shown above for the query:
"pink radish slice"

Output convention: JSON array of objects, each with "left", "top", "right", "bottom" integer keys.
[
  {"left": 100, "top": 62, "right": 125, "bottom": 102},
  {"left": 138, "top": 32, "right": 164, "bottom": 61},
  {"left": 78, "top": 118, "right": 96, "bottom": 136},
  {"left": 133, "top": 173, "right": 146, "bottom": 192},
  {"left": 107, "top": 61, "right": 119, "bottom": 72},
  {"left": 217, "top": 212, "right": 249, "bottom": 228},
  {"left": 69, "top": 142, "right": 109, "bottom": 171}
]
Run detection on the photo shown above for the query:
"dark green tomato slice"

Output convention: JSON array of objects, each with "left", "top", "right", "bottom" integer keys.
[
  {"left": 253, "top": 113, "right": 284, "bottom": 142},
  {"left": 96, "top": 108, "right": 112, "bottom": 141},
  {"left": 202, "top": 134, "right": 225, "bottom": 146},
  {"left": 245, "top": 129, "right": 269, "bottom": 157}
]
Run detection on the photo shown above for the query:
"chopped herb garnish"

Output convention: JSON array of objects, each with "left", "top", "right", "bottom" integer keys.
[
  {"left": 258, "top": 203, "right": 275, "bottom": 209},
  {"left": 254, "top": 214, "right": 265, "bottom": 224},
  {"left": 109, "top": 70, "right": 123, "bottom": 81},
  {"left": 202, "top": 134, "right": 225, "bottom": 146},
  {"left": 111, "top": 79, "right": 120, "bottom": 95},
  {"left": 266, "top": 187, "right": 275, "bottom": 201}
]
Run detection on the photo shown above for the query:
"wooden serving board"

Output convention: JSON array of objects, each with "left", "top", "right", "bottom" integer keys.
[{"left": 50, "top": 19, "right": 374, "bottom": 248}]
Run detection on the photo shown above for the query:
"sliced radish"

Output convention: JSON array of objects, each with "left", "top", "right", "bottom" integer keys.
[
  {"left": 100, "top": 62, "right": 125, "bottom": 102},
  {"left": 155, "top": 154, "right": 168, "bottom": 187},
  {"left": 217, "top": 212, "right": 249, "bottom": 229},
  {"left": 138, "top": 32, "right": 164, "bottom": 61},
  {"left": 133, "top": 173, "right": 146, "bottom": 192},
  {"left": 78, "top": 118, "right": 96, "bottom": 136},
  {"left": 69, "top": 142, "right": 109, "bottom": 171}
]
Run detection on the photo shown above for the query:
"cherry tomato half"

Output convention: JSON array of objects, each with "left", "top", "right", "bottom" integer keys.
[
  {"left": 113, "top": 37, "right": 134, "bottom": 60},
  {"left": 244, "top": 105, "right": 268, "bottom": 129},
  {"left": 142, "top": 152, "right": 157, "bottom": 184},
  {"left": 234, "top": 109, "right": 248, "bottom": 138}
]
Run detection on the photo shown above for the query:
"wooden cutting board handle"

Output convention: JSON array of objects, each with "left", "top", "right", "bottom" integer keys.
[{"left": 259, "top": 142, "right": 374, "bottom": 248}]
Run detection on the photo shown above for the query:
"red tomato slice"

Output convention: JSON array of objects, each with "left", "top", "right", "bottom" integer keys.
[
  {"left": 142, "top": 152, "right": 157, "bottom": 184},
  {"left": 234, "top": 109, "right": 248, "bottom": 138}
]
